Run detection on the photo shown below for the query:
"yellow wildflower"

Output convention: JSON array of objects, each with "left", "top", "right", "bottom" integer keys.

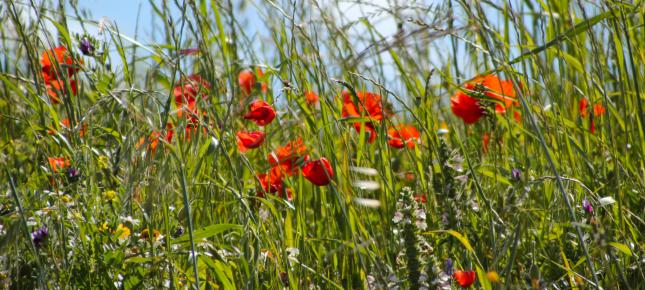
[
  {"left": 99, "top": 222, "right": 109, "bottom": 233},
  {"left": 487, "top": 271, "right": 500, "bottom": 283},
  {"left": 114, "top": 224, "right": 131, "bottom": 240},
  {"left": 102, "top": 190, "right": 118, "bottom": 202},
  {"left": 61, "top": 195, "right": 73, "bottom": 204},
  {"left": 97, "top": 156, "right": 109, "bottom": 170}
]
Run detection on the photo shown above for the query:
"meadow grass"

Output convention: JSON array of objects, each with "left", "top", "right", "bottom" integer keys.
[{"left": 0, "top": 0, "right": 643, "bottom": 289}]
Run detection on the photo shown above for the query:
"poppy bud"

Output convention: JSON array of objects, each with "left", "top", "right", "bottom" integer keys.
[
  {"left": 453, "top": 270, "right": 476, "bottom": 287},
  {"left": 301, "top": 157, "right": 333, "bottom": 186}
]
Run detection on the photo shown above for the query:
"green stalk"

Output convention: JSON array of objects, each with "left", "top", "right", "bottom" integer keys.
[
  {"left": 6, "top": 168, "right": 47, "bottom": 289},
  {"left": 179, "top": 164, "right": 200, "bottom": 289}
]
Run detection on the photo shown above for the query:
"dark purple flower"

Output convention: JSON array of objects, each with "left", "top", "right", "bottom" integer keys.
[
  {"left": 80, "top": 37, "right": 94, "bottom": 56},
  {"left": 582, "top": 198, "right": 593, "bottom": 214},
  {"left": 173, "top": 226, "right": 184, "bottom": 238},
  {"left": 444, "top": 258, "right": 453, "bottom": 276},
  {"left": 31, "top": 226, "right": 49, "bottom": 248},
  {"left": 67, "top": 167, "right": 80, "bottom": 182},
  {"left": 511, "top": 168, "right": 521, "bottom": 180}
]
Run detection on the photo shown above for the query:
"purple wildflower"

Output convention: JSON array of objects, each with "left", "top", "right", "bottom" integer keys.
[
  {"left": 80, "top": 37, "right": 94, "bottom": 56},
  {"left": 444, "top": 258, "right": 453, "bottom": 276},
  {"left": 67, "top": 167, "right": 80, "bottom": 182},
  {"left": 31, "top": 226, "right": 49, "bottom": 248},
  {"left": 582, "top": 198, "right": 593, "bottom": 214},
  {"left": 173, "top": 226, "right": 184, "bottom": 238},
  {"left": 511, "top": 168, "right": 521, "bottom": 181}
]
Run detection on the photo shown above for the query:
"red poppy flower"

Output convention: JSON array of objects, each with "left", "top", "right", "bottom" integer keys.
[
  {"left": 414, "top": 194, "right": 426, "bottom": 203},
  {"left": 257, "top": 166, "right": 291, "bottom": 199},
  {"left": 453, "top": 270, "right": 477, "bottom": 288},
  {"left": 236, "top": 131, "right": 265, "bottom": 152},
  {"left": 341, "top": 91, "right": 385, "bottom": 143},
  {"left": 268, "top": 138, "right": 308, "bottom": 176},
  {"left": 301, "top": 157, "right": 333, "bottom": 186},
  {"left": 46, "top": 79, "right": 78, "bottom": 104},
  {"left": 593, "top": 103, "right": 606, "bottom": 117},
  {"left": 451, "top": 91, "right": 485, "bottom": 124},
  {"left": 40, "top": 46, "right": 82, "bottom": 104},
  {"left": 478, "top": 75, "right": 517, "bottom": 108},
  {"left": 579, "top": 100, "right": 606, "bottom": 134},
  {"left": 387, "top": 124, "right": 421, "bottom": 149},
  {"left": 173, "top": 75, "right": 210, "bottom": 119},
  {"left": 41, "top": 46, "right": 79, "bottom": 82},
  {"left": 244, "top": 100, "right": 276, "bottom": 126},
  {"left": 579, "top": 98, "right": 589, "bottom": 118},
  {"left": 452, "top": 75, "right": 520, "bottom": 124},
  {"left": 48, "top": 157, "right": 70, "bottom": 173},
  {"left": 239, "top": 70, "right": 255, "bottom": 96},
  {"left": 237, "top": 67, "right": 269, "bottom": 95},
  {"left": 257, "top": 166, "right": 283, "bottom": 195},
  {"left": 305, "top": 90, "right": 319, "bottom": 105}
]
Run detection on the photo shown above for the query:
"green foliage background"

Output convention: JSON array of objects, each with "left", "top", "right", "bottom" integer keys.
[{"left": 0, "top": 0, "right": 643, "bottom": 289}]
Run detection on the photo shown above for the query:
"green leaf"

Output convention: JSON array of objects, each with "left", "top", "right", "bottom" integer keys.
[
  {"left": 476, "top": 266, "right": 492, "bottom": 290},
  {"left": 608, "top": 242, "right": 632, "bottom": 256},
  {"left": 423, "top": 230, "right": 474, "bottom": 253}
]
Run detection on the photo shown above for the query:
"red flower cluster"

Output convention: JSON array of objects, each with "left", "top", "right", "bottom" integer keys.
[
  {"left": 259, "top": 138, "right": 334, "bottom": 198},
  {"left": 136, "top": 74, "right": 210, "bottom": 153},
  {"left": 387, "top": 125, "right": 421, "bottom": 149},
  {"left": 173, "top": 75, "right": 211, "bottom": 122},
  {"left": 236, "top": 67, "right": 275, "bottom": 153},
  {"left": 48, "top": 157, "right": 70, "bottom": 173},
  {"left": 268, "top": 138, "right": 308, "bottom": 175},
  {"left": 450, "top": 75, "right": 520, "bottom": 124},
  {"left": 341, "top": 90, "right": 385, "bottom": 143},
  {"left": 579, "top": 98, "right": 606, "bottom": 134},
  {"left": 40, "top": 46, "right": 82, "bottom": 104},
  {"left": 235, "top": 70, "right": 334, "bottom": 197},
  {"left": 256, "top": 139, "right": 334, "bottom": 198},
  {"left": 236, "top": 99, "right": 276, "bottom": 152},
  {"left": 341, "top": 90, "right": 420, "bottom": 149}
]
